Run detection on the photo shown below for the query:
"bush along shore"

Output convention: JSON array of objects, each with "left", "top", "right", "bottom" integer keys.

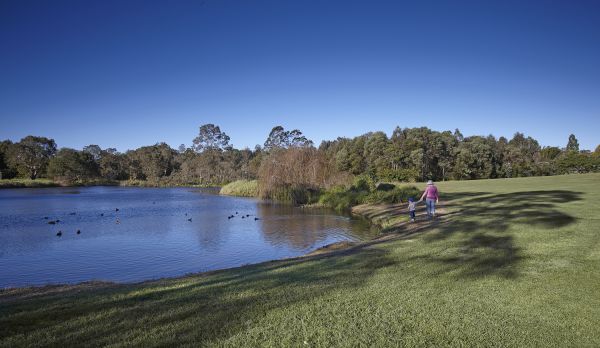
[
  {"left": 1, "top": 173, "right": 599, "bottom": 347},
  {"left": 221, "top": 176, "right": 421, "bottom": 212}
]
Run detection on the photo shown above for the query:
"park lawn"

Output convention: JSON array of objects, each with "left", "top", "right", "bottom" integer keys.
[{"left": 1, "top": 173, "right": 599, "bottom": 347}]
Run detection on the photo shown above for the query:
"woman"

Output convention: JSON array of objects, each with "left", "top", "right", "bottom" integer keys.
[{"left": 419, "top": 180, "right": 439, "bottom": 219}]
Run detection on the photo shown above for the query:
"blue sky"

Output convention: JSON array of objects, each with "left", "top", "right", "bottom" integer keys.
[{"left": 1, "top": 0, "right": 599, "bottom": 151}]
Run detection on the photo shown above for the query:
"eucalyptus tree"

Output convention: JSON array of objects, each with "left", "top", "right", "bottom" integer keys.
[{"left": 9, "top": 136, "right": 57, "bottom": 179}]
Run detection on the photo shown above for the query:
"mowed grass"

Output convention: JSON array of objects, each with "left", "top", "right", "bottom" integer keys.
[{"left": 1, "top": 174, "right": 599, "bottom": 347}]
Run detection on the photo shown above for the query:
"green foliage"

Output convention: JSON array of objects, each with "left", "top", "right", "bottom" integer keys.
[
  {"left": 192, "top": 124, "right": 231, "bottom": 152},
  {"left": 0, "top": 178, "right": 58, "bottom": 188},
  {"left": 1, "top": 128, "right": 598, "bottom": 188},
  {"left": 264, "top": 185, "right": 321, "bottom": 205},
  {"left": 352, "top": 174, "right": 376, "bottom": 191},
  {"left": 566, "top": 133, "right": 579, "bottom": 152},
  {"left": 6, "top": 136, "right": 57, "bottom": 179},
  {"left": 363, "top": 185, "right": 421, "bottom": 204},
  {"left": 555, "top": 151, "right": 600, "bottom": 174},
  {"left": 220, "top": 180, "right": 259, "bottom": 197},
  {"left": 318, "top": 181, "right": 420, "bottom": 211},
  {"left": 264, "top": 126, "right": 313, "bottom": 150},
  {"left": 47, "top": 148, "right": 99, "bottom": 183}
]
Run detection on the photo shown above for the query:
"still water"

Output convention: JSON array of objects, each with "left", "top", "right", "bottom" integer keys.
[{"left": 0, "top": 187, "right": 376, "bottom": 288}]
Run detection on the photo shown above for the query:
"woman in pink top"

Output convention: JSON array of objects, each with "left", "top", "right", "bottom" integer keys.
[{"left": 419, "top": 180, "right": 439, "bottom": 219}]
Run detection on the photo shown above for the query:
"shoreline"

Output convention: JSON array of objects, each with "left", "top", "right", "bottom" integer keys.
[
  {"left": 0, "top": 202, "right": 435, "bottom": 293},
  {"left": 0, "top": 179, "right": 222, "bottom": 190}
]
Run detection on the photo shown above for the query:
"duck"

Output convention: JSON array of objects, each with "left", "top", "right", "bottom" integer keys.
[
  {"left": 187, "top": 218, "right": 192, "bottom": 222},
  {"left": 44, "top": 216, "right": 49, "bottom": 220},
  {"left": 48, "top": 221, "right": 56, "bottom": 225},
  {"left": 241, "top": 216, "right": 245, "bottom": 219},
  {"left": 254, "top": 217, "right": 260, "bottom": 221},
  {"left": 100, "top": 213, "right": 104, "bottom": 216},
  {"left": 69, "top": 212, "right": 76, "bottom": 215},
  {"left": 76, "top": 229, "right": 81, "bottom": 235},
  {"left": 246, "top": 214, "right": 250, "bottom": 217},
  {"left": 235, "top": 212, "right": 238, "bottom": 215},
  {"left": 56, "top": 231, "right": 62, "bottom": 237},
  {"left": 115, "top": 208, "right": 119, "bottom": 212}
]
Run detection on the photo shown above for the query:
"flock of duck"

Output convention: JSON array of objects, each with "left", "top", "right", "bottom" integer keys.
[
  {"left": 46, "top": 208, "right": 260, "bottom": 237},
  {"left": 229, "top": 211, "right": 260, "bottom": 221}
]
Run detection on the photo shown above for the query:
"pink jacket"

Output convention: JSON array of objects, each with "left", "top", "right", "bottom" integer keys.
[{"left": 424, "top": 185, "right": 439, "bottom": 200}]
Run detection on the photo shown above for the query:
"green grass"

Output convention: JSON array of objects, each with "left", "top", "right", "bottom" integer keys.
[
  {"left": 1, "top": 173, "right": 600, "bottom": 347},
  {"left": 318, "top": 183, "right": 420, "bottom": 211},
  {"left": 0, "top": 178, "right": 59, "bottom": 188},
  {"left": 219, "top": 179, "right": 259, "bottom": 197}
]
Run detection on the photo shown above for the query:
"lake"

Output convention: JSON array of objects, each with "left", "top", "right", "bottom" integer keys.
[{"left": 0, "top": 186, "right": 377, "bottom": 288}]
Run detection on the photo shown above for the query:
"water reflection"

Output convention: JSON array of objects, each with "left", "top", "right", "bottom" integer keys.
[{"left": 0, "top": 187, "right": 377, "bottom": 288}]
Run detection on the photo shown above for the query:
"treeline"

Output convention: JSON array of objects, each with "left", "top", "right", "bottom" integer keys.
[{"left": 1, "top": 124, "right": 598, "bottom": 195}]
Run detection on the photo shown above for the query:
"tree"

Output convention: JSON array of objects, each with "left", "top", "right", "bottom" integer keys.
[
  {"left": 47, "top": 148, "right": 99, "bottom": 182},
  {"left": 540, "top": 146, "right": 561, "bottom": 161},
  {"left": 0, "top": 140, "right": 17, "bottom": 179},
  {"left": 127, "top": 143, "right": 177, "bottom": 180},
  {"left": 99, "top": 150, "right": 128, "bottom": 180},
  {"left": 82, "top": 144, "right": 103, "bottom": 161},
  {"left": 264, "top": 126, "right": 313, "bottom": 150},
  {"left": 9, "top": 136, "right": 57, "bottom": 179},
  {"left": 192, "top": 124, "right": 230, "bottom": 152},
  {"left": 566, "top": 134, "right": 579, "bottom": 152}
]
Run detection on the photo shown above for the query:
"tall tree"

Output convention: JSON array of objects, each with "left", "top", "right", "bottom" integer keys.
[
  {"left": 47, "top": 148, "right": 99, "bottom": 182},
  {"left": 566, "top": 134, "right": 579, "bottom": 152},
  {"left": 82, "top": 144, "right": 103, "bottom": 161},
  {"left": 192, "top": 124, "right": 231, "bottom": 152},
  {"left": 264, "top": 126, "right": 313, "bottom": 150},
  {"left": 9, "top": 136, "right": 57, "bottom": 179}
]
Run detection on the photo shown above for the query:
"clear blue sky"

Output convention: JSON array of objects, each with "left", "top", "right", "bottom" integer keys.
[{"left": 1, "top": 0, "right": 599, "bottom": 151}]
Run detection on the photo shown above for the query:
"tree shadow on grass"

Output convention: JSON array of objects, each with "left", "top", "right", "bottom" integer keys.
[
  {"left": 412, "top": 190, "right": 582, "bottom": 279},
  {"left": 0, "top": 248, "right": 396, "bottom": 346}
]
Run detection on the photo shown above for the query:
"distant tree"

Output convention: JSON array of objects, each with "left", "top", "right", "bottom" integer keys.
[
  {"left": 47, "top": 148, "right": 99, "bottom": 182},
  {"left": 453, "top": 128, "right": 464, "bottom": 142},
  {"left": 99, "top": 150, "right": 128, "bottom": 180},
  {"left": 82, "top": 145, "right": 103, "bottom": 161},
  {"left": 566, "top": 134, "right": 579, "bottom": 152},
  {"left": 504, "top": 132, "right": 541, "bottom": 177},
  {"left": 264, "top": 126, "right": 313, "bottom": 150},
  {"left": 192, "top": 124, "right": 231, "bottom": 152},
  {"left": 127, "top": 143, "right": 178, "bottom": 180},
  {"left": 540, "top": 146, "right": 562, "bottom": 161},
  {"left": 0, "top": 140, "right": 15, "bottom": 179},
  {"left": 594, "top": 145, "right": 600, "bottom": 157},
  {"left": 8, "top": 136, "right": 57, "bottom": 179},
  {"left": 453, "top": 136, "right": 494, "bottom": 180},
  {"left": 178, "top": 144, "right": 187, "bottom": 153}
]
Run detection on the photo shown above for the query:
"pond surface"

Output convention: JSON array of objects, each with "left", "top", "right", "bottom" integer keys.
[{"left": 0, "top": 187, "right": 377, "bottom": 288}]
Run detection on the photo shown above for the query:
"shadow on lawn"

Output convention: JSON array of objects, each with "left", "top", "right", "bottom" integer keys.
[
  {"left": 0, "top": 248, "right": 396, "bottom": 346},
  {"left": 414, "top": 189, "right": 582, "bottom": 279}
]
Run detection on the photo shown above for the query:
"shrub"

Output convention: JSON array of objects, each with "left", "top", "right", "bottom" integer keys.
[{"left": 220, "top": 180, "right": 259, "bottom": 197}]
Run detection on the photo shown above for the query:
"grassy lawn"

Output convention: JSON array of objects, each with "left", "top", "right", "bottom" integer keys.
[{"left": 1, "top": 174, "right": 599, "bottom": 347}]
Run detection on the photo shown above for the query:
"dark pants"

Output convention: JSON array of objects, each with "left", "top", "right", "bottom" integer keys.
[{"left": 409, "top": 210, "right": 416, "bottom": 219}]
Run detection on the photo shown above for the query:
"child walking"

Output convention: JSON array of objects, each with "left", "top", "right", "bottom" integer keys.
[{"left": 408, "top": 197, "right": 417, "bottom": 222}]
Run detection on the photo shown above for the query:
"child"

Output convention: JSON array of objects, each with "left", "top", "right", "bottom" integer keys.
[{"left": 408, "top": 197, "right": 417, "bottom": 222}]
